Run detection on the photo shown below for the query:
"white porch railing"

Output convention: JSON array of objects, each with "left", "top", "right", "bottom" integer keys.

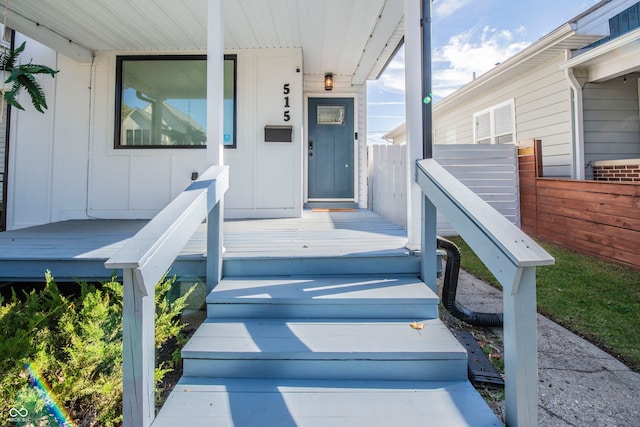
[
  {"left": 416, "top": 159, "right": 554, "bottom": 427},
  {"left": 105, "top": 165, "right": 229, "bottom": 427}
]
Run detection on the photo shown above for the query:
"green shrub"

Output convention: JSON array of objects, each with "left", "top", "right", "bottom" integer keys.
[{"left": 0, "top": 271, "right": 194, "bottom": 426}]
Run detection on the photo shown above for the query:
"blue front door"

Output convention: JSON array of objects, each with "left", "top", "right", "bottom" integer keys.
[{"left": 308, "top": 98, "right": 354, "bottom": 199}]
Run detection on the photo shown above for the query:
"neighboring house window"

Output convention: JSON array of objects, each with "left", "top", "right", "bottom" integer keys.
[
  {"left": 115, "top": 54, "right": 237, "bottom": 148},
  {"left": 473, "top": 100, "right": 515, "bottom": 144}
]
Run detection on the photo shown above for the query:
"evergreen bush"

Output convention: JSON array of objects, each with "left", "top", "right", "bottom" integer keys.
[{"left": 0, "top": 271, "right": 193, "bottom": 426}]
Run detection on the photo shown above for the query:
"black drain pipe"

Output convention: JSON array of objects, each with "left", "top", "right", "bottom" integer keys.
[{"left": 437, "top": 237, "right": 503, "bottom": 327}]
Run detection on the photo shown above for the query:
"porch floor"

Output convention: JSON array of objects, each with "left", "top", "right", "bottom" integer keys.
[{"left": 0, "top": 209, "right": 415, "bottom": 282}]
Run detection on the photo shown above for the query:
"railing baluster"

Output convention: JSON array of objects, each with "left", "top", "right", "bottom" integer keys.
[
  {"left": 504, "top": 266, "right": 539, "bottom": 426},
  {"left": 121, "top": 267, "right": 155, "bottom": 427}
]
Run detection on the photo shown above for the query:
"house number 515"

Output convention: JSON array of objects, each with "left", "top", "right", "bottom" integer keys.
[{"left": 283, "top": 83, "right": 291, "bottom": 122}]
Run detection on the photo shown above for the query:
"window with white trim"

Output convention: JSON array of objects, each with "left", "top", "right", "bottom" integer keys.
[{"left": 473, "top": 100, "right": 515, "bottom": 144}]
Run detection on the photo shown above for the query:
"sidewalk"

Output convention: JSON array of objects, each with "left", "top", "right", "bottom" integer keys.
[{"left": 452, "top": 269, "right": 640, "bottom": 426}]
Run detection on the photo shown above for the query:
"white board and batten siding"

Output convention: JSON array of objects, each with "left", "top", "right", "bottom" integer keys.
[
  {"left": 368, "top": 144, "right": 520, "bottom": 236},
  {"left": 5, "top": 37, "right": 307, "bottom": 230},
  {"left": 433, "top": 51, "right": 575, "bottom": 178},
  {"left": 0, "top": 104, "right": 6, "bottom": 207},
  {"left": 582, "top": 74, "right": 640, "bottom": 178},
  {"left": 224, "top": 48, "right": 303, "bottom": 218}
]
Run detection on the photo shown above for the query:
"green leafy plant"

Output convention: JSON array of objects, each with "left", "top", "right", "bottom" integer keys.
[
  {"left": 0, "top": 271, "right": 194, "bottom": 426},
  {"left": 1, "top": 41, "right": 58, "bottom": 112}
]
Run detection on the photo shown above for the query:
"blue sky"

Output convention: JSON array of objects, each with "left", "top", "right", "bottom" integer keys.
[{"left": 366, "top": 0, "right": 603, "bottom": 143}]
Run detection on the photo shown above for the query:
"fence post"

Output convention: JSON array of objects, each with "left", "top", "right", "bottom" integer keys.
[
  {"left": 121, "top": 268, "right": 155, "bottom": 427},
  {"left": 534, "top": 139, "right": 543, "bottom": 178}
]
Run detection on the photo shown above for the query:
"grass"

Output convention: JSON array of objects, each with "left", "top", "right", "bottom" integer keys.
[{"left": 446, "top": 236, "right": 640, "bottom": 372}]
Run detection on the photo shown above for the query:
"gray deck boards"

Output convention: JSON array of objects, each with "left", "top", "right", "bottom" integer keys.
[
  {"left": 152, "top": 378, "right": 502, "bottom": 427},
  {"left": 0, "top": 210, "right": 412, "bottom": 281}
]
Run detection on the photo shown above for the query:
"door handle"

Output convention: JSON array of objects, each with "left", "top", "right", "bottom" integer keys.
[{"left": 308, "top": 140, "right": 313, "bottom": 150}]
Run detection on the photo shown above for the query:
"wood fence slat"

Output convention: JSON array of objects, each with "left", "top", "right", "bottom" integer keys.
[
  {"left": 537, "top": 195, "right": 640, "bottom": 226},
  {"left": 537, "top": 178, "right": 640, "bottom": 197},
  {"left": 537, "top": 227, "right": 640, "bottom": 268},
  {"left": 537, "top": 211, "right": 640, "bottom": 253},
  {"left": 537, "top": 186, "right": 640, "bottom": 210}
]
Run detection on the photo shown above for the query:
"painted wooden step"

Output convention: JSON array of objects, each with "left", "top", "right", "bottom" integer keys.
[
  {"left": 152, "top": 377, "right": 502, "bottom": 427},
  {"left": 221, "top": 253, "right": 421, "bottom": 276},
  {"left": 182, "top": 318, "right": 467, "bottom": 381},
  {"left": 207, "top": 275, "right": 439, "bottom": 319}
]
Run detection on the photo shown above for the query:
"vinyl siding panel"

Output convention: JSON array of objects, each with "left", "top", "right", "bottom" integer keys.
[
  {"left": 433, "top": 52, "right": 574, "bottom": 177},
  {"left": 583, "top": 73, "right": 640, "bottom": 178}
]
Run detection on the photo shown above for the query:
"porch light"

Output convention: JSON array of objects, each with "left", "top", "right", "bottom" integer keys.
[{"left": 324, "top": 73, "right": 334, "bottom": 91}]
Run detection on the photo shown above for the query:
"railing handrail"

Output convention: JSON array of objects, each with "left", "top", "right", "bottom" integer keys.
[
  {"left": 106, "top": 165, "right": 229, "bottom": 294},
  {"left": 416, "top": 158, "right": 554, "bottom": 427},
  {"left": 105, "top": 164, "right": 229, "bottom": 427},
  {"left": 417, "top": 159, "right": 553, "bottom": 270}
]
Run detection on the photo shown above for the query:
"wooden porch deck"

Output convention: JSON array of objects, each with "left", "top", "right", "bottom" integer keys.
[{"left": 0, "top": 209, "right": 417, "bottom": 282}]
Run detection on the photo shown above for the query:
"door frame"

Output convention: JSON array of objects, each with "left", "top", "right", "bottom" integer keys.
[{"left": 303, "top": 93, "right": 359, "bottom": 203}]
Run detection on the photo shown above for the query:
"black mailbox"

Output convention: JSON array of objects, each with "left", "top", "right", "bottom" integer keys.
[{"left": 265, "top": 125, "right": 293, "bottom": 143}]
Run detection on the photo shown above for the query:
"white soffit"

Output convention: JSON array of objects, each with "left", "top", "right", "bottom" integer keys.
[{"left": 5, "top": 0, "right": 403, "bottom": 80}]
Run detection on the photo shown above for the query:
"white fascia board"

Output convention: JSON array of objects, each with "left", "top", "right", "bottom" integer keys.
[
  {"left": 560, "top": 27, "right": 640, "bottom": 78},
  {"left": 351, "top": 0, "right": 403, "bottom": 85},
  {"left": 7, "top": 12, "right": 94, "bottom": 63}
]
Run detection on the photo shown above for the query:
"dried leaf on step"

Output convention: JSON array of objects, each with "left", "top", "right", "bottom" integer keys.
[{"left": 410, "top": 321, "right": 424, "bottom": 330}]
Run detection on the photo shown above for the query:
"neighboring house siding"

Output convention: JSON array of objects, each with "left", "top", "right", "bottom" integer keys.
[
  {"left": 433, "top": 53, "right": 574, "bottom": 177},
  {"left": 514, "top": 56, "right": 573, "bottom": 177},
  {"left": 583, "top": 73, "right": 640, "bottom": 178}
]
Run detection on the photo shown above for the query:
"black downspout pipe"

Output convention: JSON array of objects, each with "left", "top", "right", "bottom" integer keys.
[
  {"left": 437, "top": 236, "right": 504, "bottom": 327},
  {"left": 421, "top": 0, "right": 433, "bottom": 159}
]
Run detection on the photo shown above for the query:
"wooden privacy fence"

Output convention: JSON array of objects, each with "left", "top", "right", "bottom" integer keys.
[
  {"left": 519, "top": 140, "right": 640, "bottom": 270},
  {"left": 368, "top": 143, "right": 521, "bottom": 234}
]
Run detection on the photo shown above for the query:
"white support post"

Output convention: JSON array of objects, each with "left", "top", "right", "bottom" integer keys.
[
  {"left": 404, "top": 0, "right": 424, "bottom": 250},
  {"left": 503, "top": 266, "right": 539, "bottom": 427},
  {"left": 121, "top": 268, "right": 155, "bottom": 427},
  {"left": 421, "top": 193, "right": 437, "bottom": 292},
  {"left": 206, "top": 199, "right": 224, "bottom": 293},
  {"left": 207, "top": 0, "right": 224, "bottom": 166}
]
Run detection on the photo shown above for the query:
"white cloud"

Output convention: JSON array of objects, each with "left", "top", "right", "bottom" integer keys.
[
  {"left": 432, "top": 25, "right": 531, "bottom": 98},
  {"left": 433, "top": 0, "right": 473, "bottom": 20}
]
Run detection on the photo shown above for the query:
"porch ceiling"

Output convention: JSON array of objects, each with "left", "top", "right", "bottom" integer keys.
[{"left": 5, "top": 0, "right": 403, "bottom": 84}]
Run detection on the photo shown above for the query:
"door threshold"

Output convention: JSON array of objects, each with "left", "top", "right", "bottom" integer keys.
[{"left": 304, "top": 201, "right": 358, "bottom": 210}]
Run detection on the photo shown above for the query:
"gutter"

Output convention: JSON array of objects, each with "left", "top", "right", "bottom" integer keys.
[{"left": 564, "top": 52, "right": 586, "bottom": 180}]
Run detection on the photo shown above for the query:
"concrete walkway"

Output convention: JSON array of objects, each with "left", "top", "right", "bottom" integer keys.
[{"left": 452, "top": 270, "right": 640, "bottom": 426}]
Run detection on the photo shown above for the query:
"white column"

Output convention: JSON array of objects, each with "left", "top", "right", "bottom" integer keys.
[
  {"left": 404, "top": 0, "right": 423, "bottom": 250},
  {"left": 207, "top": 0, "right": 224, "bottom": 166}
]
